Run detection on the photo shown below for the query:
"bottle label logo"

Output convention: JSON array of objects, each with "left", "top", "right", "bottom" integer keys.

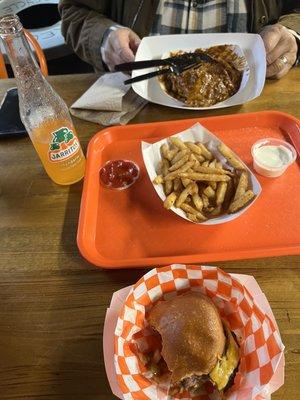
[{"left": 49, "top": 127, "right": 80, "bottom": 162}]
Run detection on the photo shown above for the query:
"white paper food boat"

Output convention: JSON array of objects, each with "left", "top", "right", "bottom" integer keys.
[
  {"left": 132, "top": 33, "right": 266, "bottom": 110},
  {"left": 142, "top": 123, "right": 262, "bottom": 225}
]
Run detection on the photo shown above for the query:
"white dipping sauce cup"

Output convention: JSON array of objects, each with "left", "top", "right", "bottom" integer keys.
[{"left": 251, "top": 138, "right": 297, "bottom": 178}]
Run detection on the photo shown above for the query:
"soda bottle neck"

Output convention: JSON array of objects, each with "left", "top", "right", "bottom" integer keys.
[
  {"left": 0, "top": 14, "right": 71, "bottom": 136},
  {"left": 0, "top": 15, "right": 44, "bottom": 87}
]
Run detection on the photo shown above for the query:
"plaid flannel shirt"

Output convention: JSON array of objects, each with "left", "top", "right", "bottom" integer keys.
[
  {"left": 101, "top": 0, "right": 300, "bottom": 67},
  {"left": 101, "top": 0, "right": 248, "bottom": 63},
  {"left": 151, "top": 0, "right": 248, "bottom": 35}
]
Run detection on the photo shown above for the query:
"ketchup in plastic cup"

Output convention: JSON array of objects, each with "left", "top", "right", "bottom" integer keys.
[
  {"left": 99, "top": 160, "right": 140, "bottom": 190},
  {"left": 251, "top": 138, "right": 296, "bottom": 178}
]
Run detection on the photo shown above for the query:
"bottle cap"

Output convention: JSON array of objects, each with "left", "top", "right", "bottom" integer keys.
[{"left": 0, "top": 14, "right": 23, "bottom": 37}]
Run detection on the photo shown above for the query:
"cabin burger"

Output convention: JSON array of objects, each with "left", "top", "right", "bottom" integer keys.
[{"left": 147, "top": 291, "right": 239, "bottom": 397}]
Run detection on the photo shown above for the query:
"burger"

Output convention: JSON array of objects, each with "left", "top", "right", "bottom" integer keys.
[{"left": 146, "top": 291, "right": 239, "bottom": 397}]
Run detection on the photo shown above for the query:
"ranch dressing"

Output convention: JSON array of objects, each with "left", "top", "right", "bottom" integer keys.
[{"left": 253, "top": 145, "right": 292, "bottom": 168}]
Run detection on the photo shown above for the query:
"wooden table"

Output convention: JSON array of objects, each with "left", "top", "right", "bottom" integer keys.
[{"left": 0, "top": 69, "right": 299, "bottom": 400}]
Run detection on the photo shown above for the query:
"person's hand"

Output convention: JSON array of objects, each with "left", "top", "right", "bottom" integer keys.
[
  {"left": 102, "top": 27, "right": 141, "bottom": 71},
  {"left": 260, "top": 23, "right": 298, "bottom": 79}
]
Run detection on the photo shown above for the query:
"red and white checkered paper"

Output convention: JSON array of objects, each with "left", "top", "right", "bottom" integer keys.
[{"left": 114, "top": 265, "right": 284, "bottom": 400}]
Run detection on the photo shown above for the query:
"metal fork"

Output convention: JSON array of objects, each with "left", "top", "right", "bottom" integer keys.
[{"left": 115, "top": 53, "right": 214, "bottom": 85}]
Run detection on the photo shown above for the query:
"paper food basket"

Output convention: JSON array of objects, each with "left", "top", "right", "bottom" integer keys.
[
  {"left": 104, "top": 265, "right": 285, "bottom": 400},
  {"left": 142, "top": 123, "right": 262, "bottom": 225}
]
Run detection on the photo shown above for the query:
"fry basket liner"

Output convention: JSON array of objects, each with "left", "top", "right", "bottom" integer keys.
[
  {"left": 114, "top": 265, "right": 284, "bottom": 400},
  {"left": 141, "top": 123, "right": 262, "bottom": 225}
]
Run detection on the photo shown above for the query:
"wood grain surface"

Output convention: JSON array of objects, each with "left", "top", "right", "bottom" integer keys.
[{"left": 0, "top": 69, "right": 299, "bottom": 400}]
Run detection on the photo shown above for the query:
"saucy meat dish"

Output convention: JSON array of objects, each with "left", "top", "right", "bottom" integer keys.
[{"left": 159, "top": 45, "right": 246, "bottom": 107}]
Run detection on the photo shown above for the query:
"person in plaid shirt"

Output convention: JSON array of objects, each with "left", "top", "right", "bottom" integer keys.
[{"left": 59, "top": 0, "right": 299, "bottom": 79}]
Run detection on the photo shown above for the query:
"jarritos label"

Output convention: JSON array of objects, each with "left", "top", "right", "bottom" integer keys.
[{"left": 49, "top": 127, "right": 80, "bottom": 162}]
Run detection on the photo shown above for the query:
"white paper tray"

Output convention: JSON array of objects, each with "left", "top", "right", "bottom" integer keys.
[{"left": 132, "top": 33, "right": 266, "bottom": 110}]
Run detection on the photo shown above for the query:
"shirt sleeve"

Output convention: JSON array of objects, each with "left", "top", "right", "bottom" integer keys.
[
  {"left": 58, "top": 0, "right": 117, "bottom": 71},
  {"left": 279, "top": 12, "right": 300, "bottom": 35}
]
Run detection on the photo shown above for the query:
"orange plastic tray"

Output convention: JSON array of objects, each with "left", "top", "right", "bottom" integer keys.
[{"left": 77, "top": 111, "right": 300, "bottom": 268}]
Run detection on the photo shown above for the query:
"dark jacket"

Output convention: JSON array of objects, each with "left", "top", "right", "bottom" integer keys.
[{"left": 58, "top": 0, "right": 300, "bottom": 71}]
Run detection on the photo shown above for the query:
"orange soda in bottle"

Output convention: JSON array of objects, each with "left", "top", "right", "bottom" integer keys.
[{"left": 0, "top": 14, "right": 85, "bottom": 185}]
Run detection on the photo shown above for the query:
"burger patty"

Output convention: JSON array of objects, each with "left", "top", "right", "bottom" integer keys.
[
  {"left": 171, "top": 368, "right": 238, "bottom": 396},
  {"left": 181, "top": 374, "right": 207, "bottom": 394}
]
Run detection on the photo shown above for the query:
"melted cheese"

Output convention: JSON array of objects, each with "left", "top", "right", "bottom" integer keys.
[{"left": 209, "top": 327, "right": 239, "bottom": 391}]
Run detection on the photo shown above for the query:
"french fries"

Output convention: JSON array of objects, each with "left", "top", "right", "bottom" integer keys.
[
  {"left": 192, "top": 193, "right": 203, "bottom": 211},
  {"left": 169, "top": 155, "right": 190, "bottom": 171},
  {"left": 162, "top": 159, "right": 173, "bottom": 195},
  {"left": 210, "top": 181, "right": 217, "bottom": 191},
  {"left": 153, "top": 137, "right": 256, "bottom": 222},
  {"left": 153, "top": 175, "right": 164, "bottom": 184},
  {"left": 216, "top": 182, "right": 227, "bottom": 206},
  {"left": 194, "top": 165, "right": 233, "bottom": 176},
  {"left": 181, "top": 203, "right": 207, "bottom": 222},
  {"left": 203, "top": 185, "right": 215, "bottom": 199},
  {"left": 202, "top": 194, "right": 209, "bottom": 209},
  {"left": 228, "top": 190, "right": 255, "bottom": 213},
  {"left": 170, "top": 137, "right": 186, "bottom": 150},
  {"left": 173, "top": 178, "right": 183, "bottom": 192},
  {"left": 176, "top": 183, "right": 198, "bottom": 208},
  {"left": 161, "top": 144, "right": 178, "bottom": 161},
  {"left": 185, "top": 142, "right": 202, "bottom": 155},
  {"left": 179, "top": 172, "right": 230, "bottom": 182},
  {"left": 218, "top": 143, "right": 245, "bottom": 170},
  {"left": 197, "top": 143, "right": 213, "bottom": 160},
  {"left": 171, "top": 149, "right": 189, "bottom": 165},
  {"left": 164, "top": 161, "right": 195, "bottom": 181},
  {"left": 233, "top": 171, "right": 248, "bottom": 201},
  {"left": 164, "top": 192, "right": 177, "bottom": 209}
]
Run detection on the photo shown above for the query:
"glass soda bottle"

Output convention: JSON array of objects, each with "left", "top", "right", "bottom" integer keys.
[{"left": 0, "top": 14, "right": 85, "bottom": 185}]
